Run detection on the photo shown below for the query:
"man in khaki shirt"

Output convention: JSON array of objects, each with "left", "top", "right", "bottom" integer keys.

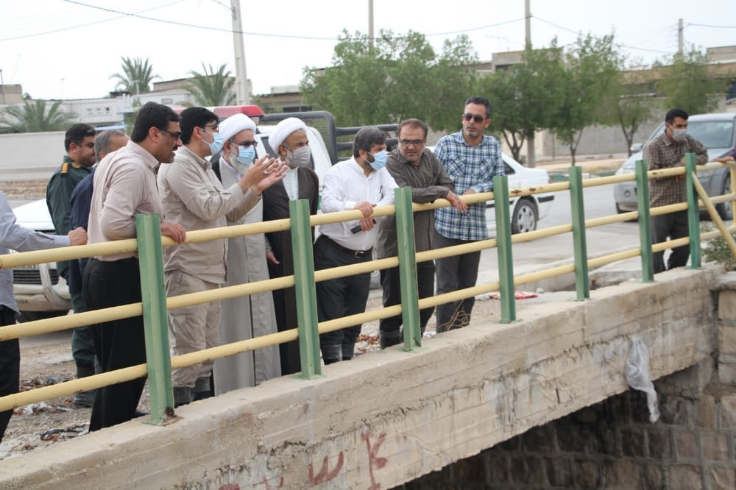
[
  {"left": 84, "top": 102, "right": 186, "bottom": 431},
  {"left": 158, "top": 107, "right": 286, "bottom": 406}
]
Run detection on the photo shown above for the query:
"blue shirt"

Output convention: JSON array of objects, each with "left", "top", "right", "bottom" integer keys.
[
  {"left": 0, "top": 191, "right": 69, "bottom": 312},
  {"left": 434, "top": 131, "right": 504, "bottom": 241},
  {"left": 68, "top": 168, "right": 95, "bottom": 295}
]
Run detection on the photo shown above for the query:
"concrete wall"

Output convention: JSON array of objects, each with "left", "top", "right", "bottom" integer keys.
[
  {"left": 0, "top": 131, "right": 64, "bottom": 179},
  {"left": 0, "top": 267, "right": 720, "bottom": 489}
]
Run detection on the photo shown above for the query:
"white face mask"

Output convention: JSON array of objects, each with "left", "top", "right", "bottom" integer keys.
[
  {"left": 671, "top": 128, "right": 687, "bottom": 142},
  {"left": 284, "top": 145, "right": 311, "bottom": 169}
]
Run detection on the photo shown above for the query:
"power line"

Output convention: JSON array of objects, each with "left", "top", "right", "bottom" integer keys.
[
  {"left": 688, "top": 23, "right": 736, "bottom": 29},
  {"left": 0, "top": 0, "right": 185, "bottom": 42}
]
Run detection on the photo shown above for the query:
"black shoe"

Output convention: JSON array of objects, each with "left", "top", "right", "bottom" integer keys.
[
  {"left": 173, "top": 387, "right": 193, "bottom": 408},
  {"left": 73, "top": 390, "right": 95, "bottom": 408}
]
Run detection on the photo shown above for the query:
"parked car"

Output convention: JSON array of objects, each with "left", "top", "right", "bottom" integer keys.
[
  {"left": 428, "top": 147, "right": 554, "bottom": 234},
  {"left": 614, "top": 112, "right": 736, "bottom": 219}
]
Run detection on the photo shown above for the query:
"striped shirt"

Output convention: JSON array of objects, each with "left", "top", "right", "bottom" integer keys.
[
  {"left": 644, "top": 133, "right": 708, "bottom": 207},
  {"left": 434, "top": 131, "right": 504, "bottom": 241}
]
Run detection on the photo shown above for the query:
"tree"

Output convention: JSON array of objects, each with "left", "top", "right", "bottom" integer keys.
[
  {"left": 301, "top": 30, "right": 477, "bottom": 130},
  {"left": 601, "top": 68, "right": 657, "bottom": 156},
  {"left": 110, "top": 57, "right": 158, "bottom": 95},
  {"left": 186, "top": 63, "right": 236, "bottom": 106},
  {"left": 656, "top": 48, "right": 726, "bottom": 115},
  {"left": 551, "top": 34, "right": 620, "bottom": 165},
  {"left": 479, "top": 43, "right": 566, "bottom": 164},
  {"left": 0, "top": 99, "right": 75, "bottom": 132}
]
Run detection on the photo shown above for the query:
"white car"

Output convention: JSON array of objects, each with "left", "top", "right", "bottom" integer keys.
[{"left": 428, "top": 147, "right": 554, "bottom": 234}]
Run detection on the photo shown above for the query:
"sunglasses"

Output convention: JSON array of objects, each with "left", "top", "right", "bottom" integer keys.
[
  {"left": 235, "top": 140, "right": 258, "bottom": 148},
  {"left": 399, "top": 139, "right": 425, "bottom": 147},
  {"left": 463, "top": 113, "right": 486, "bottom": 123}
]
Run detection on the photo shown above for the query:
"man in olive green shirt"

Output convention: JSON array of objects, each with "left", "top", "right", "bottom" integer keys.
[{"left": 46, "top": 123, "right": 97, "bottom": 407}]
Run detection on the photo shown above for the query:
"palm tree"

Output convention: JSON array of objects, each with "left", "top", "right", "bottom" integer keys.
[
  {"left": 0, "top": 99, "right": 75, "bottom": 132},
  {"left": 110, "top": 57, "right": 158, "bottom": 95},
  {"left": 187, "top": 63, "right": 236, "bottom": 106}
]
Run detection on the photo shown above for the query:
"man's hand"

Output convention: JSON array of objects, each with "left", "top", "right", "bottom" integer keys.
[
  {"left": 715, "top": 156, "right": 735, "bottom": 164},
  {"left": 354, "top": 201, "right": 375, "bottom": 218},
  {"left": 462, "top": 188, "right": 476, "bottom": 196},
  {"left": 256, "top": 164, "right": 287, "bottom": 192},
  {"left": 239, "top": 156, "right": 280, "bottom": 192},
  {"left": 161, "top": 222, "right": 186, "bottom": 244},
  {"left": 446, "top": 191, "right": 468, "bottom": 213},
  {"left": 359, "top": 216, "right": 375, "bottom": 232},
  {"left": 266, "top": 250, "right": 280, "bottom": 265},
  {"left": 67, "top": 227, "right": 87, "bottom": 246}
]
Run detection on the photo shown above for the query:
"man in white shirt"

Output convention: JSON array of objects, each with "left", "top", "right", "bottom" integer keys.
[{"left": 315, "top": 127, "right": 398, "bottom": 364}]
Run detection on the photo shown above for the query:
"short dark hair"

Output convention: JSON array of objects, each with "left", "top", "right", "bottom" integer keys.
[
  {"left": 64, "top": 123, "right": 96, "bottom": 152},
  {"left": 130, "top": 102, "right": 181, "bottom": 143},
  {"left": 398, "top": 118, "right": 428, "bottom": 139},
  {"left": 666, "top": 108, "right": 689, "bottom": 124},
  {"left": 464, "top": 96, "right": 492, "bottom": 119},
  {"left": 94, "top": 129, "right": 127, "bottom": 161},
  {"left": 353, "top": 126, "right": 387, "bottom": 157},
  {"left": 179, "top": 107, "right": 219, "bottom": 145}
]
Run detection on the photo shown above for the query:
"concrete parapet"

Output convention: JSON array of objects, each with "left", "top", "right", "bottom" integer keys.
[{"left": 0, "top": 268, "right": 720, "bottom": 489}]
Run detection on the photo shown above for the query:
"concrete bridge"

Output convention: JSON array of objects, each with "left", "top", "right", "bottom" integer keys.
[{"left": 2, "top": 264, "right": 733, "bottom": 489}]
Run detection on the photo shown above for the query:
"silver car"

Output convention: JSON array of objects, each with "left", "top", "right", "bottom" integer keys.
[{"left": 614, "top": 112, "right": 736, "bottom": 219}]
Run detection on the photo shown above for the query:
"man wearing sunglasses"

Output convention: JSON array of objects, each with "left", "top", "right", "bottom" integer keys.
[
  {"left": 158, "top": 107, "right": 286, "bottom": 406},
  {"left": 434, "top": 96, "right": 504, "bottom": 332},
  {"left": 45, "top": 123, "right": 98, "bottom": 408}
]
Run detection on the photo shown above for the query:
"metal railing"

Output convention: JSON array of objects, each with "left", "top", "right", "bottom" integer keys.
[{"left": 0, "top": 154, "right": 734, "bottom": 426}]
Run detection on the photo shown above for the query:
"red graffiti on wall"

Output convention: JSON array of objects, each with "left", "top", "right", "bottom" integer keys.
[
  {"left": 308, "top": 451, "right": 345, "bottom": 485},
  {"left": 362, "top": 432, "right": 388, "bottom": 490},
  {"left": 219, "top": 484, "right": 239, "bottom": 490},
  {"left": 262, "top": 475, "right": 284, "bottom": 489}
]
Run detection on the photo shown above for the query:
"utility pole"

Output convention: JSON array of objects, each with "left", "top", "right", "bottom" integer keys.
[
  {"left": 231, "top": 0, "right": 250, "bottom": 105},
  {"left": 678, "top": 18, "right": 684, "bottom": 55},
  {"left": 0, "top": 69, "right": 5, "bottom": 105},
  {"left": 525, "top": 0, "right": 536, "bottom": 168},
  {"left": 368, "top": 0, "right": 375, "bottom": 47}
]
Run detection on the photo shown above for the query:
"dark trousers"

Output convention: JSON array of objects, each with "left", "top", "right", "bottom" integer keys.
[
  {"left": 70, "top": 290, "right": 95, "bottom": 370},
  {"left": 434, "top": 230, "right": 481, "bottom": 332},
  {"left": 314, "top": 236, "right": 371, "bottom": 362},
  {"left": 652, "top": 210, "right": 690, "bottom": 274},
  {"left": 0, "top": 306, "right": 18, "bottom": 443},
  {"left": 83, "top": 258, "right": 146, "bottom": 431},
  {"left": 379, "top": 261, "right": 435, "bottom": 345}
]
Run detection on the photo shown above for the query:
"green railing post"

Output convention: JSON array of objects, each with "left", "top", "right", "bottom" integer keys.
[
  {"left": 394, "top": 187, "right": 421, "bottom": 351},
  {"left": 636, "top": 159, "right": 655, "bottom": 282},
  {"left": 135, "top": 214, "right": 174, "bottom": 425},
  {"left": 568, "top": 166, "right": 590, "bottom": 300},
  {"left": 289, "top": 199, "right": 321, "bottom": 378},
  {"left": 493, "top": 175, "right": 516, "bottom": 323},
  {"left": 685, "top": 152, "right": 701, "bottom": 269}
]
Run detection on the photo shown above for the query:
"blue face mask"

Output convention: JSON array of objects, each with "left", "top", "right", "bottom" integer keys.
[
  {"left": 207, "top": 131, "right": 224, "bottom": 156},
  {"left": 368, "top": 150, "right": 388, "bottom": 171},
  {"left": 237, "top": 145, "right": 256, "bottom": 165}
]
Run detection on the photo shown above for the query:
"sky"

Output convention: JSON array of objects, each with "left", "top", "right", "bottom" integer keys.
[{"left": 1, "top": 0, "right": 735, "bottom": 101}]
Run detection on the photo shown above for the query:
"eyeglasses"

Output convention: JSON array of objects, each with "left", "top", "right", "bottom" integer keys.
[
  {"left": 463, "top": 113, "right": 486, "bottom": 123},
  {"left": 234, "top": 140, "right": 258, "bottom": 148},
  {"left": 399, "top": 139, "right": 425, "bottom": 147},
  {"left": 160, "top": 129, "right": 182, "bottom": 140},
  {"left": 201, "top": 125, "right": 219, "bottom": 133}
]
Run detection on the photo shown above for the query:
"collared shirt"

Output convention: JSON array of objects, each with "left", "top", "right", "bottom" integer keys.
[
  {"left": 158, "top": 145, "right": 259, "bottom": 284},
  {"left": 434, "top": 131, "right": 504, "bottom": 241},
  {"left": 376, "top": 148, "right": 455, "bottom": 259},
  {"left": 645, "top": 133, "right": 708, "bottom": 207},
  {"left": 319, "top": 157, "right": 398, "bottom": 251},
  {"left": 283, "top": 166, "right": 300, "bottom": 201},
  {"left": 1, "top": 191, "right": 69, "bottom": 312},
  {"left": 88, "top": 140, "right": 164, "bottom": 261}
]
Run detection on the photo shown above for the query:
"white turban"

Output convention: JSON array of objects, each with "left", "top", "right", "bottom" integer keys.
[
  {"left": 268, "top": 117, "right": 308, "bottom": 152},
  {"left": 219, "top": 113, "right": 257, "bottom": 142}
]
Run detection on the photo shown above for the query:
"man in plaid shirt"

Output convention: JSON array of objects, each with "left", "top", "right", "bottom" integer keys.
[
  {"left": 434, "top": 96, "right": 504, "bottom": 332},
  {"left": 645, "top": 108, "right": 708, "bottom": 274}
]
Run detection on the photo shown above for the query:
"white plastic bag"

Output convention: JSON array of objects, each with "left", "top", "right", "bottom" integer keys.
[{"left": 626, "top": 336, "right": 660, "bottom": 423}]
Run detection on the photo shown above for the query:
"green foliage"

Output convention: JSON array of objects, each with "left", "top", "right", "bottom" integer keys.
[
  {"left": 0, "top": 99, "right": 75, "bottom": 132},
  {"left": 187, "top": 63, "right": 236, "bottom": 106},
  {"left": 110, "top": 57, "right": 158, "bottom": 94},
  {"left": 479, "top": 42, "right": 566, "bottom": 163},
  {"left": 656, "top": 48, "right": 726, "bottom": 115},
  {"left": 702, "top": 225, "right": 736, "bottom": 271},
  {"left": 551, "top": 34, "right": 621, "bottom": 165},
  {"left": 301, "top": 30, "right": 477, "bottom": 130}
]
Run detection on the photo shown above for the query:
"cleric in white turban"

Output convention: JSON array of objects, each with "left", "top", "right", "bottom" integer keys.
[
  {"left": 267, "top": 117, "right": 312, "bottom": 201},
  {"left": 219, "top": 113, "right": 257, "bottom": 143}
]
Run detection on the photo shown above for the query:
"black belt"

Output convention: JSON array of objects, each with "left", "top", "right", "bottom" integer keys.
[{"left": 321, "top": 235, "right": 372, "bottom": 259}]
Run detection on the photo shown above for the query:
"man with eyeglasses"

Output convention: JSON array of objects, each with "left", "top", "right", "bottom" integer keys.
[
  {"left": 84, "top": 102, "right": 187, "bottom": 430},
  {"left": 433, "top": 96, "right": 504, "bottom": 332},
  {"left": 158, "top": 107, "right": 286, "bottom": 406},
  {"left": 261, "top": 117, "right": 320, "bottom": 374},
  {"left": 45, "top": 123, "right": 98, "bottom": 408},
  {"left": 376, "top": 118, "right": 467, "bottom": 348},
  {"left": 211, "top": 113, "right": 282, "bottom": 394}
]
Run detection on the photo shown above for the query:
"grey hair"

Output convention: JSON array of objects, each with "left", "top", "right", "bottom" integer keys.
[
  {"left": 352, "top": 126, "right": 386, "bottom": 158},
  {"left": 94, "top": 129, "right": 127, "bottom": 161}
]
